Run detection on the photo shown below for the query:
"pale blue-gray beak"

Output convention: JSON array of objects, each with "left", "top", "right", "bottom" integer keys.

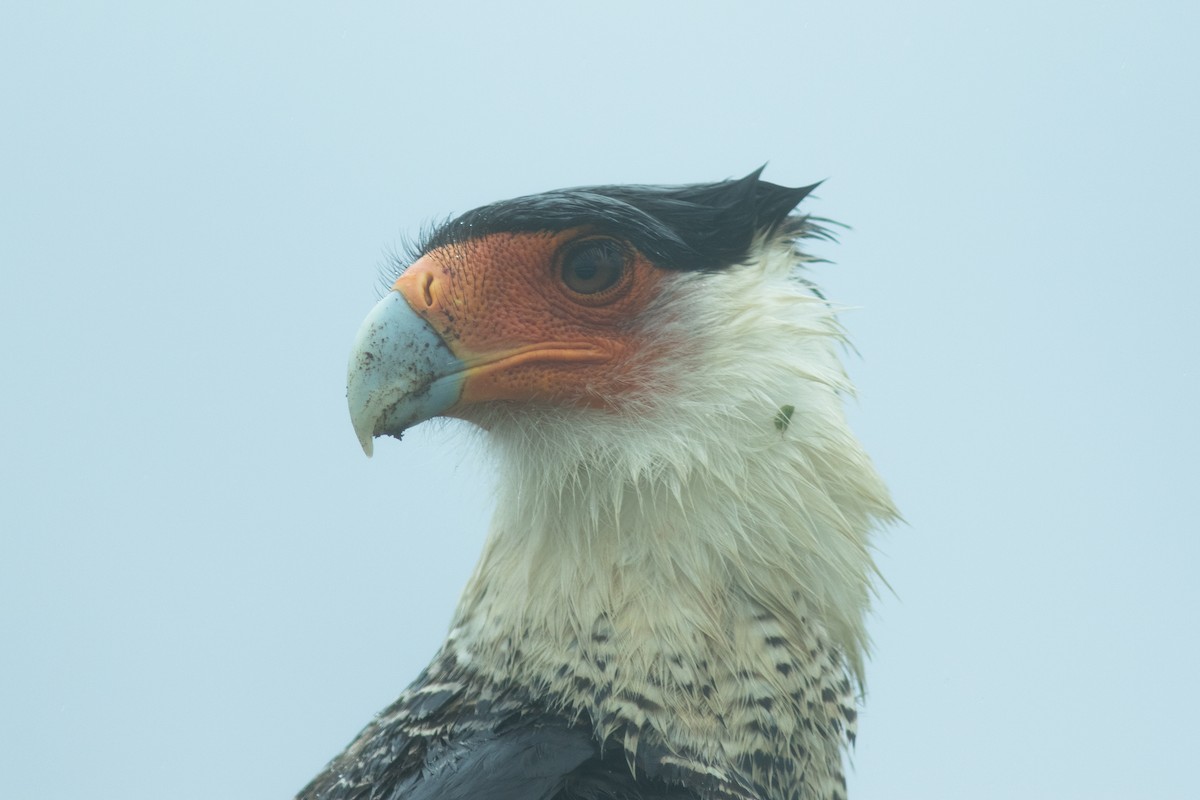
[{"left": 346, "top": 292, "right": 466, "bottom": 456}]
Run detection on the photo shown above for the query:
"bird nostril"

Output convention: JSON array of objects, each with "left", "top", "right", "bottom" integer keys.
[{"left": 421, "top": 273, "right": 435, "bottom": 308}]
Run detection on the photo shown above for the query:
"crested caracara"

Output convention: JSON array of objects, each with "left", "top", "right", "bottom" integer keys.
[{"left": 301, "top": 169, "right": 898, "bottom": 800}]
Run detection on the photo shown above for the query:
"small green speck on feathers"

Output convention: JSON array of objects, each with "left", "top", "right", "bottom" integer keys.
[{"left": 774, "top": 404, "right": 795, "bottom": 432}]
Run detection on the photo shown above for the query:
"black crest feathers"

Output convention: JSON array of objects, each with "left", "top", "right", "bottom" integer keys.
[{"left": 416, "top": 168, "right": 821, "bottom": 272}]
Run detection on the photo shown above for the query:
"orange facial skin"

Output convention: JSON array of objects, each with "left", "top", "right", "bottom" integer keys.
[{"left": 390, "top": 229, "right": 666, "bottom": 417}]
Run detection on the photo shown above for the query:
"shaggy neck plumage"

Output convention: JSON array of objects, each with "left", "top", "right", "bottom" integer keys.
[{"left": 444, "top": 237, "right": 896, "bottom": 798}]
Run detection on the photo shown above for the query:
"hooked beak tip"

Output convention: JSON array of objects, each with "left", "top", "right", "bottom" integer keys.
[{"left": 346, "top": 291, "right": 465, "bottom": 454}]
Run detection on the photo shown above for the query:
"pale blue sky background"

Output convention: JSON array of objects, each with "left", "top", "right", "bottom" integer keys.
[{"left": 2, "top": 2, "right": 1197, "bottom": 798}]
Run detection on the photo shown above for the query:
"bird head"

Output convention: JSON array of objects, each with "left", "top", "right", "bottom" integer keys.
[{"left": 346, "top": 168, "right": 829, "bottom": 457}]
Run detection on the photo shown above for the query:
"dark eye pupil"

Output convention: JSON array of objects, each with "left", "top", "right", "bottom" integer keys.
[{"left": 562, "top": 240, "right": 625, "bottom": 295}]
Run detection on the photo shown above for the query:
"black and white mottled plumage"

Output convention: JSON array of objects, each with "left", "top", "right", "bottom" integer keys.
[{"left": 306, "top": 170, "right": 897, "bottom": 800}]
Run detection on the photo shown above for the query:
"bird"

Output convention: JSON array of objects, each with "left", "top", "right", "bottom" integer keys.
[{"left": 300, "top": 168, "right": 898, "bottom": 800}]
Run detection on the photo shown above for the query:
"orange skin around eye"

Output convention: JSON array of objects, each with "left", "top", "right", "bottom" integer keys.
[{"left": 390, "top": 229, "right": 666, "bottom": 414}]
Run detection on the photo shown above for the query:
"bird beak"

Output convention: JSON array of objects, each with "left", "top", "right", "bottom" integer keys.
[{"left": 346, "top": 291, "right": 466, "bottom": 456}]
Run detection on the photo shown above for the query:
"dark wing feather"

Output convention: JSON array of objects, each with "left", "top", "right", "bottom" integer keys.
[
  {"left": 394, "top": 722, "right": 594, "bottom": 800},
  {"left": 298, "top": 660, "right": 753, "bottom": 800},
  {"left": 299, "top": 702, "right": 713, "bottom": 800}
]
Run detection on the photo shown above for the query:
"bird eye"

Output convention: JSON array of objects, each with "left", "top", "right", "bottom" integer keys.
[{"left": 560, "top": 239, "right": 627, "bottom": 295}]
